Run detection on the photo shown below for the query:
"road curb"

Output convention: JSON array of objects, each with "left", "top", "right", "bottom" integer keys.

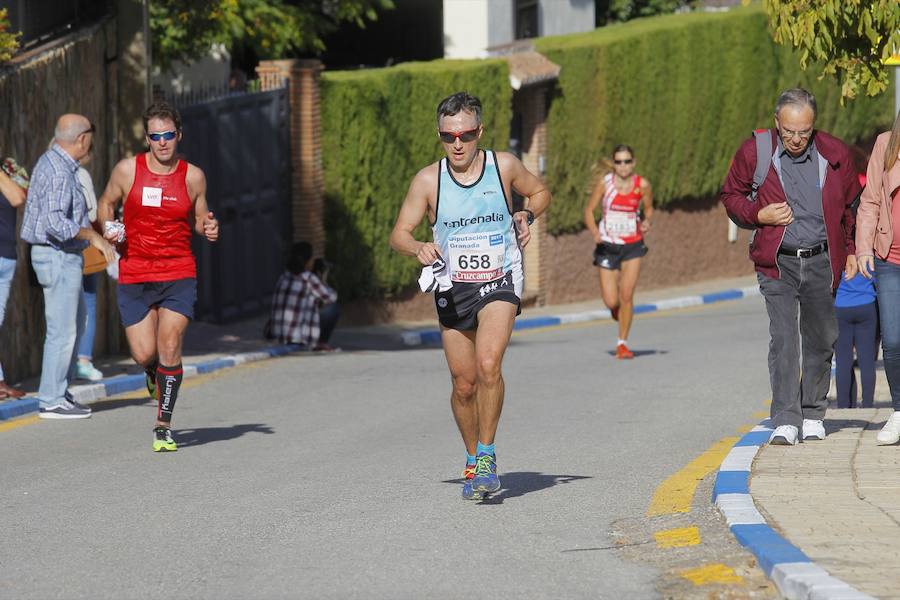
[
  {"left": 0, "top": 344, "right": 302, "bottom": 422},
  {"left": 400, "top": 285, "right": 762, "bottom": 346},
  {"left": 712, "top": 420, "right": 875, "bottom": 600}
]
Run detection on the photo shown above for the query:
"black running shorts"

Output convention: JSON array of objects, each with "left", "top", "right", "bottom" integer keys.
[
  {"left": 435, "top": 270, "right": 521, "bottom": 331},
  {"left": 593, "top": 241, "right": 648, "bottom": 270}
]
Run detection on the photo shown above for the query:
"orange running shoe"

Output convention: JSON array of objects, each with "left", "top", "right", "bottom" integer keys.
[
  {"left": 462, "top": 464, "right": 479, "bottom": 500},
  {"left": 610, "top": 306, "right": 619, "bottom": 321},
  {"left": 616, "top": 343, "right": 634, "bottom": 359}
]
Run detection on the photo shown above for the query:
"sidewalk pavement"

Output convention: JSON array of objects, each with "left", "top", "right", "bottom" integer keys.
[{"left": 715, "top": 366, "right": 899, "bottom": 600}]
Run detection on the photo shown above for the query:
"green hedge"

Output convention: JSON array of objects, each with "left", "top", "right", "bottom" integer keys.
[
  {"left": 535, "top": 6, "right": 894, "bottom": 234},
  {"left": 320, "top": 60, "right": 511, "bottom": 298}
]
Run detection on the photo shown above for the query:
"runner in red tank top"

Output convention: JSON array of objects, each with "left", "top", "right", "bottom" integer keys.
[
  {"left": 98, "top": 101, "right": 219, "bottom": 452},
  {"left": 583, "top": 144, "right": 654, "bottom": 359}
]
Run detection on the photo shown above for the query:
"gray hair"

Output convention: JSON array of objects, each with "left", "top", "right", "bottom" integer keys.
[
  {"left": 775, "top": 88, "right": 817, "bottom": 119},
  {"left": 436, "top": 92, "right": 482, "bottom": 128},
  {"left": 54, "top": 120, "right": 86, "bottom": 143}
]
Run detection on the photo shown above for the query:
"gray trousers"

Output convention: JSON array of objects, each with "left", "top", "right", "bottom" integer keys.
[{"left": 757, "top": 252, "right": 837, "bottom": 428}]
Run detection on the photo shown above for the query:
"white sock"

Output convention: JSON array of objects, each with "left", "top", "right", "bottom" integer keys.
[{"left": 617, "top": 339, "right": 626, "bottom": 346}]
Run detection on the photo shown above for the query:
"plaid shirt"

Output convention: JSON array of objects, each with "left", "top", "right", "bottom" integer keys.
[
  {"left": 20, "top": 145, "right": 88, "bottom": 252},
  {"left": 269, "top": 270, "right": 338, "bottom": 346}
]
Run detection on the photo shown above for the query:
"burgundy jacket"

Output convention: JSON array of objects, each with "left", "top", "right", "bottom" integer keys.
[{"left": 720, "top": 129, "right": 860, "bottom": 288}]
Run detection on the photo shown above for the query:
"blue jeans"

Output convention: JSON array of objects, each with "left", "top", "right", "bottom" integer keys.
[
  {"left": 834, "top": 302, "right": 878, "bottom": 408},
  {"left": 876, "top": 259, "right": 900, "bottom": 411},
  {"left": 77, "top": 272, "right": 98, "bottom": 359},
  {"left": 0, "top": 255, "right": 15, "bottom": 380},
  {"left": 30, "top": 245, "right": 85, "bottom": 408}
]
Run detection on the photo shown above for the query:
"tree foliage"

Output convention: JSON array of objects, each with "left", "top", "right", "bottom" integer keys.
[
  {"left": 0, "top": 8, "right": 21, "bottom": 63},
  {"left": 765, "top": 0, "right": 900, "bottom": 100},
  {"left": 600, "top": 0, "right": 693, "bottom": 23},
  {"left": 149, "top": 0, "right": 393, "bottom": 70}
]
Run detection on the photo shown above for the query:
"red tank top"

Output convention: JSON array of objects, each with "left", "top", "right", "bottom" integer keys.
[
  {"left": 599, "top": 173, "right": 643, "bottom": 245},
  {"left": 119, "top": 153, "right": 196, "bottom": 283}
]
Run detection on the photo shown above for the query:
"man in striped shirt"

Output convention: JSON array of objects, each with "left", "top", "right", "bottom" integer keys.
[
  {"left": 20, "top": 114, "right": 115, "bottom": 419},
  {"left": 268, "top": 241, "right": 339, "bottom": 350}
]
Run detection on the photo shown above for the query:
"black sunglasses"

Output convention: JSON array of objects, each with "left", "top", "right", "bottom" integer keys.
[{"left": 614, "top": 159, "right": 633, "bottom": 165}]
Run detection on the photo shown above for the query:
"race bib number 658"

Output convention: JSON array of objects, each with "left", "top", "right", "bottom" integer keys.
[{"left": 448, "top": 231, "right": 504, "bottom": 283}]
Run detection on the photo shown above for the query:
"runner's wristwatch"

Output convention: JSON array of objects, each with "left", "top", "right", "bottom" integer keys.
[{"left": 523, "top": 209, "right": 535, "bottom": 225}]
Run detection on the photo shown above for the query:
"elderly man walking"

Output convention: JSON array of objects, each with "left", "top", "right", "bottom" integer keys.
[
  {"left": 20, "top": 114, "right": 115, "bottom": 419},
  {"left": 721, "top": 88, "right": 861, "bottom": 445}
]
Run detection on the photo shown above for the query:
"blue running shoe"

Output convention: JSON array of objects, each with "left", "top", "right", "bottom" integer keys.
[
  {"left": 472, "top": 453, "right": 500, "bottom": 494},
  {"left": 461, "top": 464, "right": 481, "bottom": 500}
]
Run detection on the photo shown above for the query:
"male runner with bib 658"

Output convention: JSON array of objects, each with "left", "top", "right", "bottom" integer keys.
[
  {"left": 390, "top": 92, "right": 551, "bottom": 499},
  {"left": 98, "top": 102, "right": 219, "bottom": 452}
]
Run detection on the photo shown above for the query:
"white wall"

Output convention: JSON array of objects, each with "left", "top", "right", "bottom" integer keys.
[
  {"left": 443, "top": 0, "right": 490, "bottom": 59},
  {"left": 540, "top": 0, "right": 595, "bottom": 36},
  {"left": 487, "top": 0, "right": 515, "bottom": 49},
  {"left": 444, "top": 0, "right": 595, "bottom": 58},
  {"left": 151, "top": 44, "right": 231, "bottom": 96}
]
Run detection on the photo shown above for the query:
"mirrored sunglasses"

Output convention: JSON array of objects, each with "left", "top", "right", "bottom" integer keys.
[
  {"left": 148, "top": 130, "right": 177, "bottom": 142},
  {"left": 439, "top": 128, "right": 479, "bottom": 144}
]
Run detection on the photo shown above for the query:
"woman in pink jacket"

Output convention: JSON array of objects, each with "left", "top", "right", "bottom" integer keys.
[{"left": 857, "top": 110, "right": 900, "bottom": 445}]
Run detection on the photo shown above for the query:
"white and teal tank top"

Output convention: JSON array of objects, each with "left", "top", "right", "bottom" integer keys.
[{"left": 432, "top": 150, "right": 523, "bottom": 295}]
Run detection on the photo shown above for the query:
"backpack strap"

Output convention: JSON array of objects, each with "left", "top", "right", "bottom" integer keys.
[{"left": 750, "top": 128, "right": 773, "bottom": 202}]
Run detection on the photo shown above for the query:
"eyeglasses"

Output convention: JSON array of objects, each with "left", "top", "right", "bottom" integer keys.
[
  {"left": 779, "top": 127, "right": 813, "bottom": 141},
  {"left": 614, "top": 159, "right": 633, "bottom": 165},
  {"left": 438, "top": 128, "right": 479, "bottom": 144},
  {"left": 148, "top": 130, "right": 178, "bottom": 142},
  {"left": 77, "top": 122, "right": 95, "bottom": 137}
]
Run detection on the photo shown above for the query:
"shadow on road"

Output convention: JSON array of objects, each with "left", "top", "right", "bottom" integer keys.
[
  {"left": 174, "top": 423, "right": 275, "bottom": 448},
  {"left": 442, "top": 471, "right": 591, "bottom": 505},
  {"left": 603, "top": 349, "right": 666, "bottom": 358},
  {"left": 89, "top": 396, "right": 154, "bottom": 413}
]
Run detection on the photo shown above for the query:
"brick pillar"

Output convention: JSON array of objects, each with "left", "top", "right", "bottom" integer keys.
[
  {"left": 513, "top": 85, "right": 549, "bottom": 306},
  {"left": 257, "top": 59, "right": 326, "bottom": 255}
]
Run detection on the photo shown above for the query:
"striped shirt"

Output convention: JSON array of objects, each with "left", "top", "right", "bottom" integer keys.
[
  {"left": 269, "top": 270, "right": 338, "bottom": 347},
  {"left": 20, "top": 145, "right": 88, "bottom": 252}
]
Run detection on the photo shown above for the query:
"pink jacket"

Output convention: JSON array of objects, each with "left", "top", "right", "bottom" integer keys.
[{"left": 856, "top": 131, "right": 900, "bottom": 259}]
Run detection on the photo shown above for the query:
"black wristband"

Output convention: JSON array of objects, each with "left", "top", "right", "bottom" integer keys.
[{"left": 523, "top": 209, "right": 535, "bottom": 225}]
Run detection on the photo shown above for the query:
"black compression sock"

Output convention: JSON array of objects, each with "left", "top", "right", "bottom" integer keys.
[{"left": 156, "top": 363, "right": 183, "bottom": 422}]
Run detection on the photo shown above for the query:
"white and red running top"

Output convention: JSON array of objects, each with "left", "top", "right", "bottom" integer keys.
[{"left": 598, "top": 172, "right": 644, "bottom": 245}]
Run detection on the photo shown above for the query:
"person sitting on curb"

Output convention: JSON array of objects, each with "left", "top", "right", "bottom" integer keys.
[{"left": 267, "top": 241, "right": 340, "bottom": 352}]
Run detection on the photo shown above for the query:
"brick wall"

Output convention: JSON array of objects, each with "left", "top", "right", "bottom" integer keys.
[
  {"left": 257, "top": 59, "right": 326, "bottom": 254},
  {"left": 513, "top": 84, "right": 550, "bottom": 305}
]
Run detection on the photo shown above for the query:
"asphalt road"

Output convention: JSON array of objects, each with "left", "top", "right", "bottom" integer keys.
[{"left": 1, "top": 297, "right": 774, "bottom": 599}]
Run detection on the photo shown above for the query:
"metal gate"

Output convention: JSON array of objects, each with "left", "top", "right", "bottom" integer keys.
[{"left": 176, "top": 87, "right": 291, "bottom": 323}]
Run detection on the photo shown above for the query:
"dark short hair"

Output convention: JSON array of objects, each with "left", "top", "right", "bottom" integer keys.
[
  {"left": 436, "top": 92, "right": 482, "bottom": 128},
  {"left": 143, "top": 101, "right": 182, "bottom": 132},
  {"left": 287, "top": 241, "right": 313, "bottom": 274},
  {"left": 613, "top": 144, "right": 634, "bottom": 157}
]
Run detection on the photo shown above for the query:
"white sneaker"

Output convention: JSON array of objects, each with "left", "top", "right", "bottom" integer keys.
[
  {"left": 802, "top": 419, "right": 825, "bottom": 440},
  {"left": 769, "top": 425, "right": 799, "bottom": 445},
  {"left": 876, "top": 411, "right": 900, "bottom": 446}
]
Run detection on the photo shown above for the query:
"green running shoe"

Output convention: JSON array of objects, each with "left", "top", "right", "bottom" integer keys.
[
  {"left": 153, "top": 426, "right": 177, "bottom": 452},
  {"left": 145, "top": 365, "right": 157, "bottom": 398},
  {"left": 472, "top": 453, "right": 500, "bottom": 494}
]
